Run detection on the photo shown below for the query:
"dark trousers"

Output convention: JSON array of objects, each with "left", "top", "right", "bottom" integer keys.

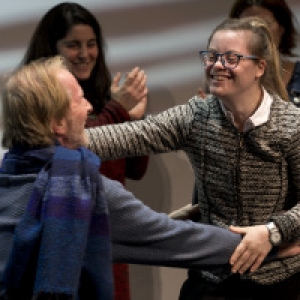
[{"left": 179, "top": 271, "right": 300, "bottom": 300}]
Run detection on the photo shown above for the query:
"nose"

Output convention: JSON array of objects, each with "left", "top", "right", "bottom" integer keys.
[
  {"left": 79, "top": 45, "right": 88, "bottom": 58},
  {"left": 213, "top": 54, "right": 224, "bottom": 68},
  {"left": 85, "top": 98, "right": 93, "bottom": 113}
]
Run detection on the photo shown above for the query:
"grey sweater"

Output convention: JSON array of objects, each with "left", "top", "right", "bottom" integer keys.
[
  {"left": 0, "top": 172, "right": 241, "bottom": 295},
  {"left": 87, "top": 94, "right": 300, "bottom": 284}
]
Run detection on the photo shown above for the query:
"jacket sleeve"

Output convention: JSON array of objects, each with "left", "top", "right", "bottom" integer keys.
[
  {"left": 85, "top": 99, "right": 149, "bottom": 180},
  {"left": 102, "top": 176, "right": 241, "bottom": 268},
  {"left": 86, "top": 102, "right": 195, "bottom": 160},
  {"left": 271, "top": 128, "right": 300, "bottom": 243}
]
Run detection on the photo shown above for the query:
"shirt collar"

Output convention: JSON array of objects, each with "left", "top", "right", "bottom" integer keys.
[{"left": 219, "top": 88, "right": 273, "bottom": 132}]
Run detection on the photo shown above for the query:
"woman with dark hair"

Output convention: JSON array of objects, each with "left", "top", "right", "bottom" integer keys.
[
  {"left": 22, "top": 3, "right": 149, "bottom": 300},
  {"left": 229, "top": 0, "right": 300, "bottom": 105}
]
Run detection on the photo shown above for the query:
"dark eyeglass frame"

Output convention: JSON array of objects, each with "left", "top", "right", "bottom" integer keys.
[{"left": 199, "top": 50, "right": 259, "bottom": 69}]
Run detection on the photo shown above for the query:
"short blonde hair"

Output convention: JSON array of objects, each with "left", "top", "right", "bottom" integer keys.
[{"left": 2, "top": 56, "right": 70, "bottom": 148}]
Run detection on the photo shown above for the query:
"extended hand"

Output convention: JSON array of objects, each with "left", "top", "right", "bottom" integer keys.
[
  {"left": 168, "top": 204, "right": 200, "bottom": 220},
  {"left": 229, "top": 225, "right": 272, "bottom": 274},
  {"left": 111, "top": 67, "right": 148, "bottom": 119}
]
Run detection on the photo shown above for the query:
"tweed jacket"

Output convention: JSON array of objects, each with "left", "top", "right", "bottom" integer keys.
[{"left": 87, "top": 93, "right": 300, "bottom": 285}]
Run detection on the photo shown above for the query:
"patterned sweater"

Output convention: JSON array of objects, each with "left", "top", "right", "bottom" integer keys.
[{"left": 87, "top": 94, "right": 300, "bottom": 285}]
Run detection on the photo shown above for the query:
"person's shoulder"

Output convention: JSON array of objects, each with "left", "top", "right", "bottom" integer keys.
[
  {"left": 272, "top": 95, "right": 300, "bottom": 128},
  {"left": 0, "top": 173, "right": 36, "bottom": 209},
  {"left": 274, "top": 95, "right": 295, "bottom": 107}
]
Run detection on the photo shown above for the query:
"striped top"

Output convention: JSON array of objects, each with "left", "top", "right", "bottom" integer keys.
[{"left": 87, "top": 93, "right": 300, "bottom": 284}]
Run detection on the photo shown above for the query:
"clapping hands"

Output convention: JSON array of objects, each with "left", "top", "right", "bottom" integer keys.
[{"left": 111, "top": 67, "right": 148, "bottom": 120}]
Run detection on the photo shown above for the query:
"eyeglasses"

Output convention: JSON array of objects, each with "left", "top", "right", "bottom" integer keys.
[{"left": 199, "top": 50, "right": 259, "bottom": 69}]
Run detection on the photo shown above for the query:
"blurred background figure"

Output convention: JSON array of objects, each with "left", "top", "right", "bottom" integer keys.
[
  {"left": 21, "top": 3, "right": 149, "bottom": 300},
  {"left": 229, "top": 0, "right": 300, "bottom": 106}
]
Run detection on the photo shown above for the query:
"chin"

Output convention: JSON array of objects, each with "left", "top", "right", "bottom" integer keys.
[
  {"left": 209, "top": 88, "right": 224, "bottom": 98},
  {"left": 211, "top": 91, "right": 222, "bottom": 96},
  {"left": 74, "top": 72, "right": 92, "bottom": 81}
]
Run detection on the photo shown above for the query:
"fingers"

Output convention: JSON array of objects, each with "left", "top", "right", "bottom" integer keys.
[
  {"left": 119, "top": 67, "right": 145, "bottom": 83},
  {"left": 230, "top": 240, "right": 246, "bottom": 266},
  {"left": 250, "top": 255, "right": 265, "bottom": 273},
  {"left": 124, "top": 67, "right": 147, "bottom": 94},
  {"left": 229, "top": 225, "right": 271, "bottom": 275},
  {"left": 231, "top": 247, "right": 255, "bottom": 274},
  {"left": 230, "top": 244, "right": 265, "bottom": 274},
  {"left": 229, "top": 225, "right": 249, "bottom": 235},
  {"left": 111, "top": 67, "right": 148, "bottom": 111},
  {"left": 112, "top": 72, "right": 122, "bottom": 88},
  {"left": 125, "top": 67, "right": 141, "bottom": 85}
]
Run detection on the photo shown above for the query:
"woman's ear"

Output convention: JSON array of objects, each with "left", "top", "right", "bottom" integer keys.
[{"left": 256, "top": 59, "right": 267, "bottom": 79}]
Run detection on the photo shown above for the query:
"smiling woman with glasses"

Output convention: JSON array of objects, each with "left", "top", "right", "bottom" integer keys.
[
  {"left": 199, "top": 50, "right": 259, "bottom": 69},
  {"left": 85, "top": 16, "right": 300, "bottom": 300}
]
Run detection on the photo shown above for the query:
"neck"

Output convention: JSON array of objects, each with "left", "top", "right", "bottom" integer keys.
[{"left": 220, "top": 87, "right": 263, "bottom": 131}]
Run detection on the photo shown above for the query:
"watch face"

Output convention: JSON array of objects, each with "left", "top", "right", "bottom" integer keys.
[
  {"left": 271, "top": 232, "right": 281, "bottom": 245},
  {"left": 267, "top": 222, "right": 281, "bottom": 246}
]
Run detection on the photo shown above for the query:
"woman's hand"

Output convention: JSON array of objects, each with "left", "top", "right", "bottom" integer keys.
[
  {"left": 168, "top": 204, "right": 200, "bottom": 220},
  {"left": 111, "top": 67, "right": 148, "bottom": 119},
  {"left": 229, "top": 225, "right": 272, "bottom": 274}
]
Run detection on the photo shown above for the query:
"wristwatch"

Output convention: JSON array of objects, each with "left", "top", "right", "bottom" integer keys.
[{"left": 266, "top": 222, "right": 282, "bottom": 246}]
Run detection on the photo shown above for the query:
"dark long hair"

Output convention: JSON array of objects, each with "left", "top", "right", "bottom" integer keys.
[
  {"left": 229, "top": 0, "right": 298, "bottom": 56},
  {"left": 22, "top": 2, "right": 111, "bottom": 113}
]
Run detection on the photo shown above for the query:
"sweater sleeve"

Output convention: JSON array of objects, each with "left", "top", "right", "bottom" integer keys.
[
  {"left": 102, "top": 176, "right": 241, "bottom": 268},
  {"left": 86, "top": 102, "right": 195, "bottom": 160},
  {"left": 85, "top": 99, "right": 149, "bottom": 180}
]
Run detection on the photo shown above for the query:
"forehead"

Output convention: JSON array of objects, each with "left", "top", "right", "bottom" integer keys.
[
  {"left": 57, "top": 69, "right": 82, "bottom": 98},
  {"left": 209, "top": 30, "right": 253, "bottom": 53},
  {"left": 65, "top": 24, "right": 96, "bottom": 40}
]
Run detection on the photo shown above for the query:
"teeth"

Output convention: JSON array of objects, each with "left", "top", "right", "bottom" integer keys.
[
  {"left": 212, "top": 75, "right": 223, "bottom": 80},
  {"left": 211, "top": 75, "right": 229, "bottom": 80}
]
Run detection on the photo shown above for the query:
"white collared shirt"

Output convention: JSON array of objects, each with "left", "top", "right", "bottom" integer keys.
[{"left": 219, "top": 88, "right": 273, "bottom": 133}]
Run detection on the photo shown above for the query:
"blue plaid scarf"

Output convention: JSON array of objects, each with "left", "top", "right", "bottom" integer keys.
[{"left": 2, "top": 145, "right": 113, "bottom": 300}]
